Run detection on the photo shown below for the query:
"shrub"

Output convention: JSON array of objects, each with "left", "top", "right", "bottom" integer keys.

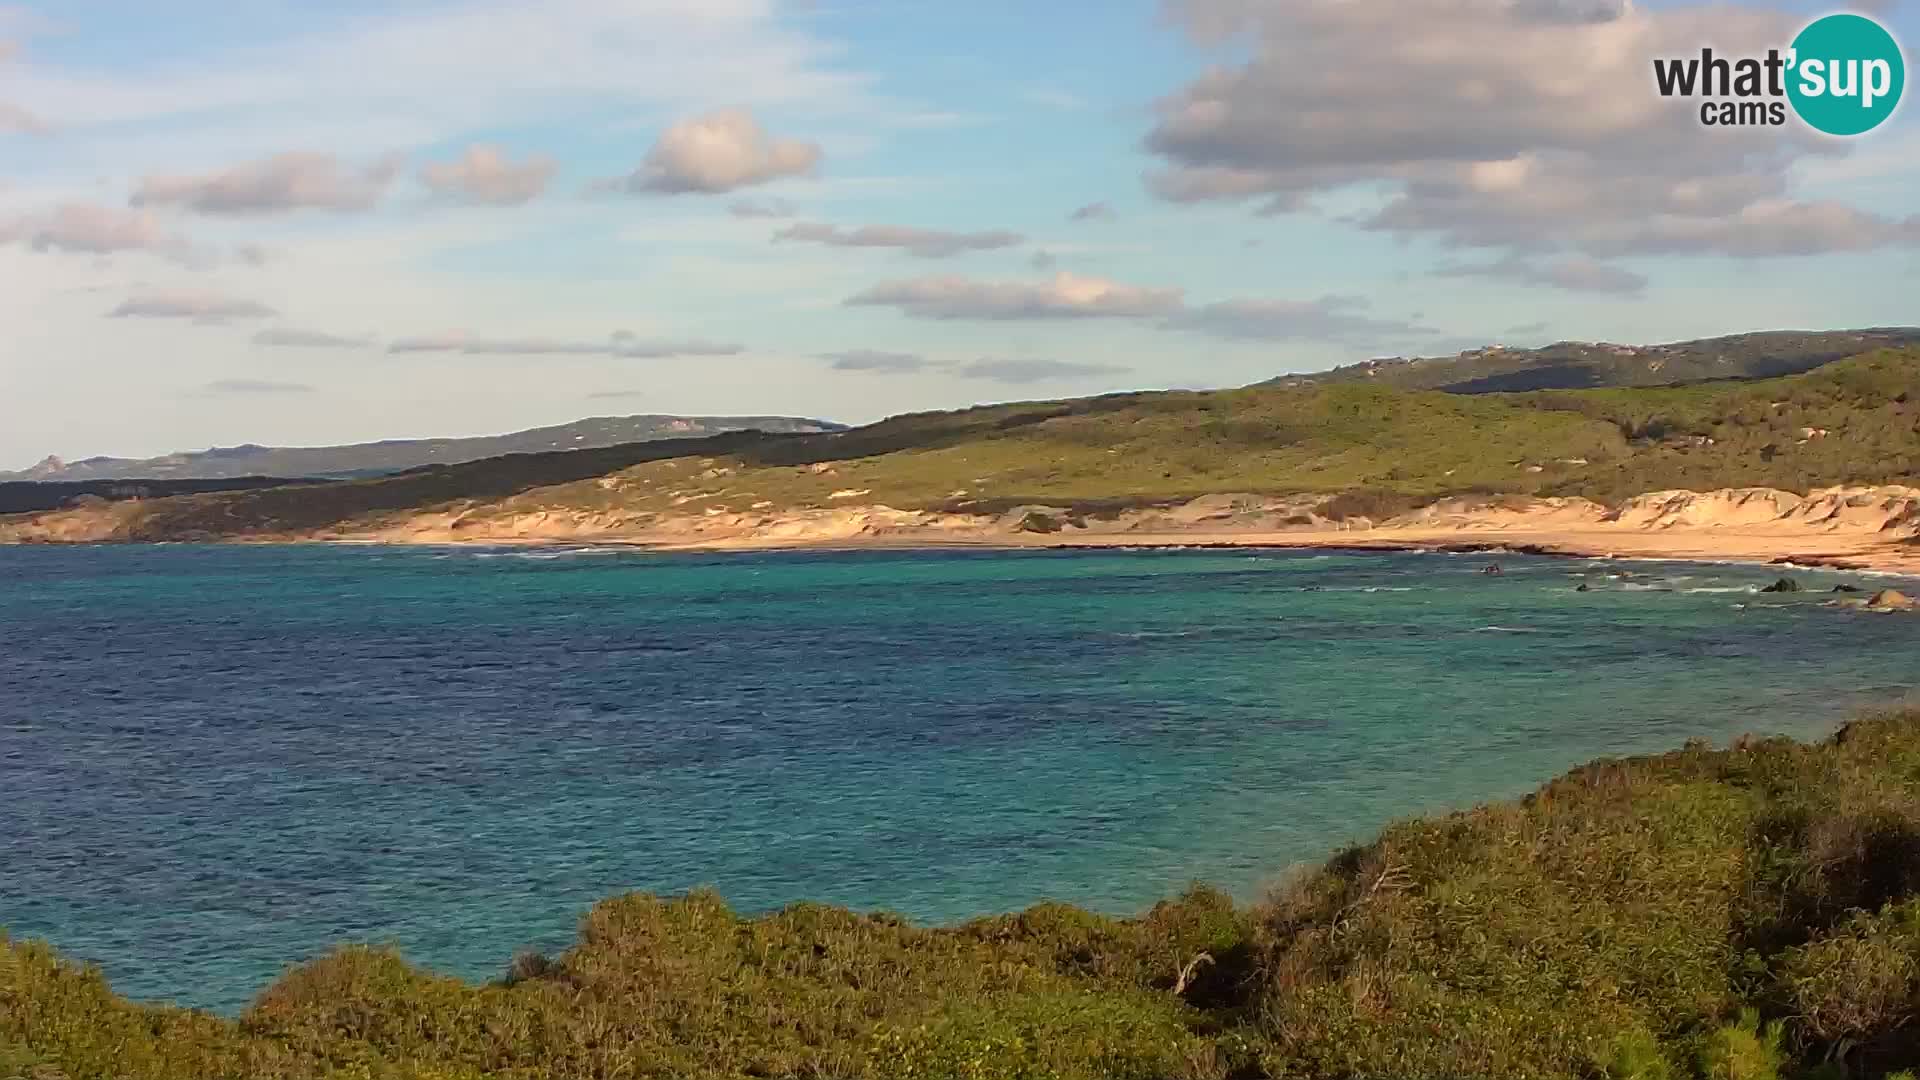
[
  {"left": 1696, "top": 1009, "right": 1788, "bottom": 1080},
  {"left": 1779, "top": 901, "right": 1920, "bottom": 1044},
  {"left": 1312, "top": 489, "right": 1421, "bottom": 523}
]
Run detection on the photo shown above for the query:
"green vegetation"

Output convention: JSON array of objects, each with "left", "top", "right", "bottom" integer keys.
[
  {"left": 1279, "top": 328, "right": 1920, "bottom": 394},
  {"left": 1520, "top": 350, "right": 1920, "bottom": 500},
  {"left": 0, "top": 478, "right": 333, "bottom": 516},
  {"left": 403, "top": 348, "right": 1920, "bottom": 531},
  {"left": 13, "top": 710, "right": 1920, "bottom": 1078},
  {"left": 7, "top": 347, "right": 1919, "bottom": 540}
]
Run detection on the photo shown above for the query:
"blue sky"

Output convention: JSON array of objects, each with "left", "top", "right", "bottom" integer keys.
[{"left": 1, "top": 0, "right": 1917, "bottom": 468}]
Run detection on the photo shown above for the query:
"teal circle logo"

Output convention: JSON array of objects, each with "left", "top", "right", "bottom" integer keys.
[{"left": 1788, "top": 13, "right": 1905, "bottom": 136}]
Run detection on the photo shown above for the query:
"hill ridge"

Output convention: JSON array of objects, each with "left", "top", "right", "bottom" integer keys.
[
  {"left": 1273, "top": 326, "right": 1920, "bottom": 394},
  {"left": 2, "top": 413, "right": 846, "bottom": 483}
]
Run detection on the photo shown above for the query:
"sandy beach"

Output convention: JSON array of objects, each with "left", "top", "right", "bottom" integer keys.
[{"left": 8, "top": 484, "right": 1920, "bottom": 577}]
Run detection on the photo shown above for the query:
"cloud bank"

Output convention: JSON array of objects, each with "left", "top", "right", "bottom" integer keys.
[{"left": 1144, "top": 0, "right": 1919, "bottom": 259}]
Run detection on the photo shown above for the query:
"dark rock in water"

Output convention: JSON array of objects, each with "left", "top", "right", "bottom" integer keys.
[
  {"left": 1481, "top": 564, "right": 1504, "bottom": 576},
  {"left": 1832, "top": 584, "right": 1864, "bottom": 594},
  {"left": 1576, "top": 583, "right": 1592, "bottom": 592},
  {"left": 1760, "top": 577, "right": 1802, "bottom": 594},
  {"left": 1868, "top": 589, "right": 1916, "bottom": 611}
]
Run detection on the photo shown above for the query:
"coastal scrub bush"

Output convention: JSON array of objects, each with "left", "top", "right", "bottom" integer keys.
[
  {"left": 1696, "top": 1009, "right": 1789, "bottom": 1080},
  {"left": 1779, "top": 900, "right": 1920, "bottom": 1052},
  {"left": 1311, "top": 488, "right": 1421, "bottom": 523}
]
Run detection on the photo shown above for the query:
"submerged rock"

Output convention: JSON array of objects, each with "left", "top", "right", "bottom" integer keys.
[
  {"left": 1867, "top": 589, "right": 1916, "bottom": 611},
  {"left": 1761, "top": 577, "right": 1802, "bottom": 594}
]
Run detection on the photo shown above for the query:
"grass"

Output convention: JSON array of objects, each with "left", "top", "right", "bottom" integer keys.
[{"left": 12, "top": 710, "right": 1920, "bottom": 1078}]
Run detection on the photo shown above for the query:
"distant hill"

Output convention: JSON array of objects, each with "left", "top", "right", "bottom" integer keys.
[
  {"left": 10, "top": 342, "right": 1918, "bottom": 542},
  {"left": 1, "top": 414, "right": 846, "bottom": 482},
  {"left": 1269, "top": 328, "right": 1920, "bottom": 394}
]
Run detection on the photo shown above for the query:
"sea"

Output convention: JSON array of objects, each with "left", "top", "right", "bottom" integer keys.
[{"left": 2, "top": 543, "right": 1916, "bottom": 1012}]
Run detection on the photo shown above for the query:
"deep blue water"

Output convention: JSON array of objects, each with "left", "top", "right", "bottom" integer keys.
[{"left": 2, "top": 543, "right": 1916, "bottom": 1012}]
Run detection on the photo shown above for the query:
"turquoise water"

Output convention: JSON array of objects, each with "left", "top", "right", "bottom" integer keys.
[{"left": 1, "top": 544, "right": 1916, "bottom": 1013}]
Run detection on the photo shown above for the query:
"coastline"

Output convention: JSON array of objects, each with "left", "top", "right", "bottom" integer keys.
[
  {"left": 639, "top": 525, "right": 1920, "bottom": 574},
  {"left": 7, "top": 483, "right": 1920, "bottom": 578},
  {"left": 322, "top": 519, "right": 1920, "bottom": 578}
]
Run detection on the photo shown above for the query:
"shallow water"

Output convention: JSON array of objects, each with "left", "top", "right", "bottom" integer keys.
[{"left": 1, "top": 543, "right": 1915, "bottom": 1012}]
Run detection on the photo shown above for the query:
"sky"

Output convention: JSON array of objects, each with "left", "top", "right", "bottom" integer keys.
[{"left": 1, "top": 0, "right": 1917, "bottom": 469}]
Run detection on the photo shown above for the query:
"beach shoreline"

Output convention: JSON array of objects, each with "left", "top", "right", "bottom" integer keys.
[
  {"left": 8, "top": 484, "right": 1920, "bottom": 577},
  {"left": 281, "top": 523, "right": 1920, "bottom": 578}
]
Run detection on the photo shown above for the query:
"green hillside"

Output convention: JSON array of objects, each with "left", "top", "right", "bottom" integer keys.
[
  {"left": 1276, "top": 328, "right": 1920, "bottom": 394},
  {"left": 7, "top": 348, "right": 1919, "bottom": 541},
  {"left": 11, "top": 709, "right": 1920, "bottom": 1078}
]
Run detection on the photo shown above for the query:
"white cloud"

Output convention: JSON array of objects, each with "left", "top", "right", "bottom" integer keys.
[
  {"left": 819, "top": 349, "right": 928, "bottom": 373},
  {"left": 109, "top": 291, "right": 277, "bottom": 322},
  {"left": 131, "top": 152, "right": 401, "bottom": 215},
  {"left": 1436, "top": 254, "right": 1649, "bottom": 294},
  {"left": 1165, "top": 295, "right": 1436, "bottom": 343},
  {"left": 729, "top": 197, "right": 798, "bottom": 218},
  {"left": 386, "top": 331, "right": 744, "bottom": 358},
  {"left": 957, "top": 358, "right": 1131, "bottom": 383},
  {"left": 0, "top": 101, "right": 44, "bottom": 133},
  {"left": 846, "top": 272, "right": 1184, "bottom": 320},
  {"left": 0, "top": 38, "right": 41, "bottom": 133},
  {"left": 607, "top": 108, "right": 822, "bottom": 195},
  {"left": 610, "top": 338, "right": 746, "bottom": 359},
  {"left": 252, "top": 327, "right": 373, "bottom": 349},
  {"left": 419, "top": 144, "right": 556, "bottom": 206},
  {"left": 774, "top": 222, "right": 1023, "bottom": 258},
  {"left": 0, "top": 203, "right": 193, "bottom": 260},
  {"left": 1596, "top": 200, "right": 1920, "bottom": 258}
]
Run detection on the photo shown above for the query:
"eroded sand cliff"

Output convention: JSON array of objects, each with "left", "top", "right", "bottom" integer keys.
[{"left": 6, "top": 485, "right": 1919, "bottom": 573}]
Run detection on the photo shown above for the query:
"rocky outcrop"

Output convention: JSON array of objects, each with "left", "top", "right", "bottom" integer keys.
[{"left": 0, "top": 500, "right": 144, "bottom": 543}]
